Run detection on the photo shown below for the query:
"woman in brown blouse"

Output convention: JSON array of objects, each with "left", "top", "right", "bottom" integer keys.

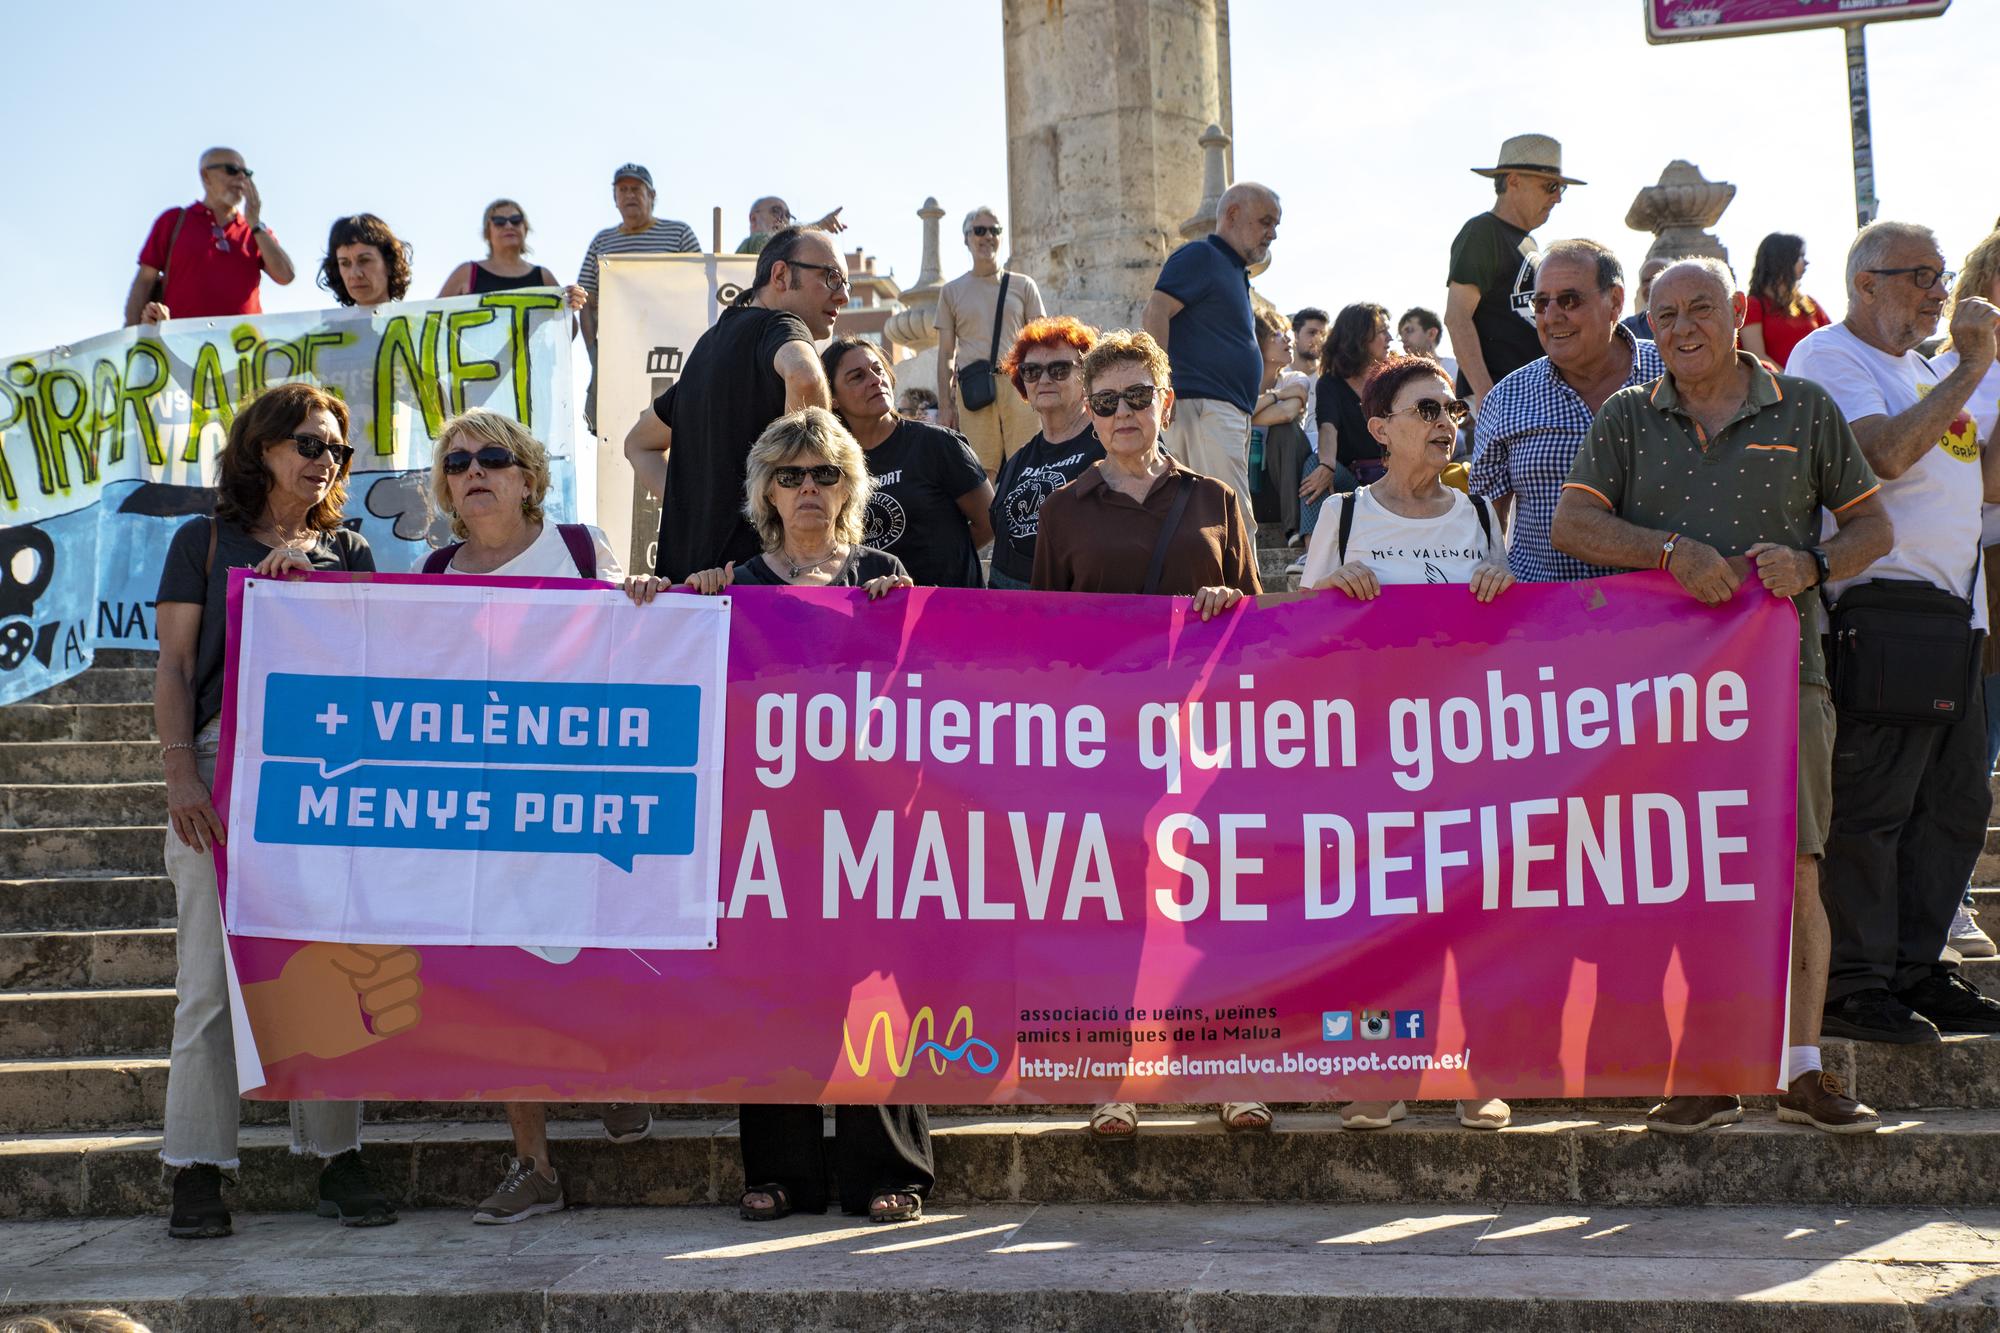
[
  {"left": 1031, "top": 330, "right": 1260, "bottom": 611},
  {"left": 1030, "top": 330, "right": 1266, "bottom": 1137}
]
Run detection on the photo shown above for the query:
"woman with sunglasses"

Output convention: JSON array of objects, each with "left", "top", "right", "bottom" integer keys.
[
  {"left": 988, "top": 317, "right": 1105, "bottom": 589},
  {"left": 418, "top": 410, "right": 676, "bottom": 1226},
  {"left": 153, "top": 383, "right": 395, "bottom": 1240},
  {"left": 436, "top": 199, "right": 587, "bottom": 311},
  {"left": 1031, "top": 330, "right": 1266, "bottom": 1138},
  {"left": 822, "top": 337, "right": 994, "bottom": 588}
]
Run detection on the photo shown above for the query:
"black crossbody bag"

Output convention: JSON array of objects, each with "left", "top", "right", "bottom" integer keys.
[
  {"left": 1829, "top": 550, "right": 1982, "bottom": 726},
  {"left": 953, "top": 271, "right": 1012, "bottom": 413}
]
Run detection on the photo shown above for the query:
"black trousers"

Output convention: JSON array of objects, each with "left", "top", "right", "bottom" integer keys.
[
  {"left": 738, "top": 1104, "right": 933, "bottom": 1215},
  {"left": 1821, "top": 684, "right": 1992, "bottom": 1003}
]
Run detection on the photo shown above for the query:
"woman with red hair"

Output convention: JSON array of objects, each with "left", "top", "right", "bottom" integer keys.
[{"left": 989, "top": 316, "right": 1104, "bottom": 589}]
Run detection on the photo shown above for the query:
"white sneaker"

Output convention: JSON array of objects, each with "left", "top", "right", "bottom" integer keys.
[
  {"left": 1950, "top": 902, "right": 1997, "bottom": 959},
  {"left": 1285, "top": 555, "right": 1308, "bottom": 577}
]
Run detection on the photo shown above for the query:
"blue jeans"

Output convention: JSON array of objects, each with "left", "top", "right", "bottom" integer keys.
[{"left": 987, "top": 566, "right": 1031, "bottom": 591}]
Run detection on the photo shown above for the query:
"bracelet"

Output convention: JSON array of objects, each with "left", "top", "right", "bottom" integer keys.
[
  {"left": 161, "top": 742, "right": 195, "bottom": 754},
  {"left": 1658, "top": 532, "right": 1682, "bottom": 571}
]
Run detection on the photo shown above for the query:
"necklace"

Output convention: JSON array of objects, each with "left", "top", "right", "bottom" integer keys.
[{"left": 783, "top": 544, "right": 842, "bottom": 581}]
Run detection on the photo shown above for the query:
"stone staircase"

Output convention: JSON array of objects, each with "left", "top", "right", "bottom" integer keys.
[{"left": 5, "top": 654, "right": 2000, "bottom": 1329}]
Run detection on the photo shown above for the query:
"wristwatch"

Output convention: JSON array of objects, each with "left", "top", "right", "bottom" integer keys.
[
  {"left": 1809, "top": 546, "right": 1831, "bottom": 586},
  {"left": 250, "top": 221, "right": 268, "bottom": 235}
]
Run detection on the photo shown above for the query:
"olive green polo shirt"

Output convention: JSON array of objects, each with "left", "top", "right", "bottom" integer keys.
[{"left": 1564, "top": 353, "right": 1880, "bottom": 685}]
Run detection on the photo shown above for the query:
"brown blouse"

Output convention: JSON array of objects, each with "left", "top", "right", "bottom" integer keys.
[{"left": 1030, "top": 456, "right": 1261, "bottom": 596}]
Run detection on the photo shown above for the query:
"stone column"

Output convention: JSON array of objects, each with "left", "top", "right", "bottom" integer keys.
[
  {"left": 1624, "top": 160, "right": 1737, "bottom": 267},
  {"left": 1004, "top": 0, "right": 1231, "bottom": 333},
  {"left": 884, "top": 197, "right": 947, "bottom": 399}
]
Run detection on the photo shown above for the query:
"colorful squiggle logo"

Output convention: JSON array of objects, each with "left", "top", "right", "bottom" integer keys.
[{"left": 842, "top": 1005, "right": 1001, "bottom": 1077}]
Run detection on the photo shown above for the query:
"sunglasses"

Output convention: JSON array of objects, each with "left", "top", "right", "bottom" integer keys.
[
  {"left": 1528, "top": 290, "right": 1592, "bottom": 315},
  {"left": 1086, "top": 384, "right": 1160, "bottom": 417},
  {"left": 968, "top": 225, "right": 1003, "bottom": 238},
  {"left": 488, "top": 212, "right": 526, "bottom": 227},
  {"left": 211, "top": 222, "right": 231, "bottom": 254},
  {"left": 773, "top": 464, "right": 843, "bottom": 488},
  {"left": 208, "top": 163, "right": 253, "bottom": 178},
  {"left": 1866, "top": 266, "right": 1955, "bottom": 292},
  {"left": 284, "top": 433, "right": 354, "bottom": 466},
  {"left": 1388, "top": 397, "right": 1471, "bottom": 427},
  {"left": 1019, "top": 361, "right": 1076, "bottom": 384},
  {"left": 442, "top": 445, "right": 520, "bottom": 475}
]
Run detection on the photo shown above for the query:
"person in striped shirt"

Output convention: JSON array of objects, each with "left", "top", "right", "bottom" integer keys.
[{"left": 578, "top": 163, "right": 699, "bottom": 427}]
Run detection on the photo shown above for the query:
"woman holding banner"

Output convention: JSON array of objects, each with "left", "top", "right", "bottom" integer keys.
[
  {"left": 436, "top": 198, "right": 587, "bottom": 310},
  {"left": 1031, "top": 330, "right": 1269, "bottom": 1138},
  {"left": 1300, "top": 353, "right": 1515, "bottom": 1133},
  {"left": 416, "top": 409, "right": 675, "bottom": 1226},
  {"left": 681, "top": 408, "right": 928, "bottom": 1222},
  {"left": 987, "top": 316, "right": 1103, "bottom": 590},
  {"left": 153, "top": 382, "right": 395, "bottom": 1239}
]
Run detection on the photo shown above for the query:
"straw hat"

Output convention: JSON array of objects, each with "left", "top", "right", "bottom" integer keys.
[{"left": 1471, "top": 134, "right": 1585, "bottom": 186}]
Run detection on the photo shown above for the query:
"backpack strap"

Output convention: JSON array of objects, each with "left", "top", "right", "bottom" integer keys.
[
  {"left": 1336, "top": 490, "right": 1358, "bottom": 567},
  {"left": 157, "top": 207, "right": 191, "bottom": 298},
  {"left": 557, "top": 524, "right": 598, "bottom": 578},
  {"left": 422, "top": 543, "right": 463, "bottom": 574}
]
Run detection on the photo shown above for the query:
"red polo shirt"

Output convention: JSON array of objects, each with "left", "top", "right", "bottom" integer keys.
[{"left": 138, "top": 202, "right": 271, "bottom": 317}]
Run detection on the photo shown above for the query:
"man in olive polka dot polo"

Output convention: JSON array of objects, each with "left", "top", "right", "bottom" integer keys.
[{"left": 1551, "top": 257, "right": 1893, "bottom": 1137}]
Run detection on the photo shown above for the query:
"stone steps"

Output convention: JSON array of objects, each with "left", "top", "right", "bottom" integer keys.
[
  {"left": 0, "top": 781, "right": 167, "bottom": 830},
  {"left": 0, "top": 825, "right": 166, "bottom": 876},
  {"left": 27, "top": 668, "right": 154, "bottom": 705},
  {"left": 8, "top": 1110, "right": 2000, "bottom": 1222},
  {"left": 0, "top": 929, "right": 176, "bottom": 988},
  {"left": 0, "top": 988, "right": 176, "bottom": 1058},
  {"left": 0, "top": 741, "right": 163, "bottom": 785},
  {"left": 0, "top": 702, "right": 156, "bottom": 743},
  {"left": 5, "top": 1202, "right": 1990, "bottom": 1333},
  {"left": 0, "top": 875, "right": 175, "bottom": 932}
]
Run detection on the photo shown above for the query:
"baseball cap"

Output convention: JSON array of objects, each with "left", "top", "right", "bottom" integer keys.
[{"left": 612, "top": 163, "right": 654, "bottom": 190}]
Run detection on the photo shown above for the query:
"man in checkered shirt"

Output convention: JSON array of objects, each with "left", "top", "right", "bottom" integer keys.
[{"left": 1470, "top": 239, "right": 1664, "bottom": 581}]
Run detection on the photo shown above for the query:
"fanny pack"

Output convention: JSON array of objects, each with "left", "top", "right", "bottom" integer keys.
[
  {"left": 1829, "top": 573, "right": 1979, "bottom": 726},
  {"left": 953, "top": 271, "right": 1012, "bottom": 413}
]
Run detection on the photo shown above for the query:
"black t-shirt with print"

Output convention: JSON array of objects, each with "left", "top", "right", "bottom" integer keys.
[
  {"left": 732, "top": 546, "right": 908, "bottom": 586},
  {"left": 988, "top": 425, "right": 1105, "bottom": 583},
  {"left": 650, "top": 304, "right": 812, "bottom": 581},
  {"left": 1447, "top": 210, "right": 1543, "bottom": 390},
  {"left": 1315, "top": 373, "right": 1379, "bottom": 468},
  {"left": 861, "top": 419, "right": 987, "bottom": 587}
]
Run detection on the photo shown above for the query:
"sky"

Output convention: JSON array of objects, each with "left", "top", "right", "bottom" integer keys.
[{"left": 2, "top": 0, "right": 1994, "bottom": 360}]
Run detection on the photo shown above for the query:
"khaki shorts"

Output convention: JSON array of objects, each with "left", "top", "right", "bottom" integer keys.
[
  {"left": 1798, "top": 683, "right": 1835, "bottom": 857},
  {"left": 952, "top": 377, "right": 1039, "bottom": 475}
]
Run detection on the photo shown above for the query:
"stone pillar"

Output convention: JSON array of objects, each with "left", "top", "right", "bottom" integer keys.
[
  {"left": 1004, "top": 0, "right": 1231, "bottom": 333},
  {"left": 883, "top": 197, "right": 947, "bottom": 400},
  {"left": 1624, "top": 160, "right": 1737, "bottom": 268},
  {"left": 1179, "top": 123, "right": 1231, "bottom": 242}
]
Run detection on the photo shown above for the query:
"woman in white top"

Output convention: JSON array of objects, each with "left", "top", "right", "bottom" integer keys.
[
  {"left": 417, "top": 410, "right": 662, "bottom": 1225},
  {"left": 1302, "top": 355, "right": 1516, "bottom": 1134}
]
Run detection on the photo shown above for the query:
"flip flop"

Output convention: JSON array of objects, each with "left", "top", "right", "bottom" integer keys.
[{"left": 868, "top": 1191, "right": 923, "bottom": 1224}]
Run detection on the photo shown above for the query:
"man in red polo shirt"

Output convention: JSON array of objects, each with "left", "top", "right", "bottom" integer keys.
[{"left": 124, "top": 146, "right": 297, "bottom": 325}]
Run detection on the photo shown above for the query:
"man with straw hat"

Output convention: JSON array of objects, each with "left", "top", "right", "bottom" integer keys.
[{"left": 1445, "top": 134, "right": 1584, "bottom": 412}]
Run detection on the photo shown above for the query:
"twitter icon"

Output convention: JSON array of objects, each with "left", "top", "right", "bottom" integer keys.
[{"left": 1322, "top": 1011, "right": 1353, "bottom": 1041}]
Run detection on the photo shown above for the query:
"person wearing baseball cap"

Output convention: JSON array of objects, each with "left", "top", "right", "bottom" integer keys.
[
  {"left": 576, "top": 162, "right": 700, "bottom": 429},
  {"left": 1444, "top": 134, "right": 1584, "bottom": 413}
]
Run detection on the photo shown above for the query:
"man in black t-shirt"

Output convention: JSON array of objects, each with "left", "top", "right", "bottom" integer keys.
[
  {"left": 1444, "top": 134, "right": 1582, "bottom": 411},
  {"left": 622, "top": 226, "right": 848, "bottom": 580}
]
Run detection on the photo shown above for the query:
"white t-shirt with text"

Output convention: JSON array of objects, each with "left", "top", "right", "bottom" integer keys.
[{"left": 1299, "top": 484, "right": 1496, "bottom": 589}]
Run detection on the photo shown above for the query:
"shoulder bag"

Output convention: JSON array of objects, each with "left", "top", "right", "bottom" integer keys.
[
  {"left": 148, "top": 208, "right": 192, "bottom": 308},
  {"left": 952, "top": 271, "right": 1012, "bottom": 413}
]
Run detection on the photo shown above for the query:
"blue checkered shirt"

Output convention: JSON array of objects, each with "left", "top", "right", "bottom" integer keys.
[{"left": 1470, "top": 327, "right": 1664, "bottom": 582}]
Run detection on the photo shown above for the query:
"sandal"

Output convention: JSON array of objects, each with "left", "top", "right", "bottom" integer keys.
[
  {"left": 1088, "top": 1102, "right": 1139, "bottom": 1137},
  {"left": 1220, "top": 1101, "right": 1273, "bottom": 1133},
  {"left": 738, "top": 1182, "right": 792, "bottom": 1222},
  {"left": 868, "top": 1190, "right": 923, "bottom": 1224}
]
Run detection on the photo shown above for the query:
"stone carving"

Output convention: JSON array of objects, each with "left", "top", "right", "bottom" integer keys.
[{"left": 1625, "top": 160, "right": 1736, "bottom": 266}]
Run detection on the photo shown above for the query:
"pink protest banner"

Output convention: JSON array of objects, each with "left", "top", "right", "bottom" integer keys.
[
  {"left": 1645, "top": 0, "right": 1950, "bottom": 43},
  {"left": 217, "top": 571, "right": 1798, "bottom": 1105}
]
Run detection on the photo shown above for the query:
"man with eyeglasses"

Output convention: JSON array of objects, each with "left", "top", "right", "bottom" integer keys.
[
  {"left": 1142, "top": 182, "right": 1283, "bottom": 537},
  {"left": 1552, "top": 257, "right": 1893, "bottom": 1135},
  {"left": 736, "top": 196, "right": 846, "bottom": 255},
  {"left": 125, "top": 147, "right": 296, "bottom": 326},
  {"left": 935, "top": 206, "right": 1046, "bottom": 476},
  {"left": 1471, "top": 239, "right": 1663, "bottom": 583},
  {"left": 1445, "top": 134, "right": 1580, "bottom": 415},
  {"left": 622, "top": 226, "right": 843, "bottom": 582},
  {"left": 1787, "top": 221, "right": 2000, "bottom": 1047}
]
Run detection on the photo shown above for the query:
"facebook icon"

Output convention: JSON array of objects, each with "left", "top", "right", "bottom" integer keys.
[{"left": 1396, "top": 1010, "right": 1426, "bottom": 1040}]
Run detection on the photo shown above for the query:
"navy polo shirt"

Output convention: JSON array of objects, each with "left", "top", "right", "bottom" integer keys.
[{"left": 1155, "top": 233, "right": 1261, "bottom": 412}]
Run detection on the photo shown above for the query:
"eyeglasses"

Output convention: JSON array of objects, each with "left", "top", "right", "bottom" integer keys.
[
  {"left": 1019, "top": 361, "right": 1077, "bottom": 384},
  {"left": 442, "top": 445, "right": 520, "bottom": 475},
  {"left": 211, "top": 223, "right": 231, "bottom": 254},
  {"left": 785, "top": 259, "right": 850, "bottom": 292},
  {"left": 1387, "top": 397, "right": 1471, "bottom": 427},
  {"left": 284, "top": 434, "right": 354, "bottom": 466},
  {"left": 207, "top": 163, "right": 253, "bottom": 178},
  {"left": 1867, "top": 266, "right": 1955, "bottom": 291},
  {"left": 773, "top": 464, "right": 843, "bottom": 488},
  {"left": 1528, "top": 290, "right": 1592, "bottom": 315},
  {"left": 488, "top": 213, "right": 525, "bottom": 227},
  {"left": 969, "top": 225, "right": 1003, "bottom": 238},
  {"left": 1086, "top": 384, "right": 1160, "bottom": 417}
]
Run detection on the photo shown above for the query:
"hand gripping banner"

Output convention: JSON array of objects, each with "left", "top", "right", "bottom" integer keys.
[{"left": 217, "top": 572, "right": 1799, "bottom": 1104}]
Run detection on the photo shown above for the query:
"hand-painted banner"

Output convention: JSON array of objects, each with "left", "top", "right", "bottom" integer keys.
[
  {"left": 217, "top": 572, "right": 1799, "bottom": 1104},
  {"left": 0, "top": 293, "right": 576, "bottom": 703}
]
